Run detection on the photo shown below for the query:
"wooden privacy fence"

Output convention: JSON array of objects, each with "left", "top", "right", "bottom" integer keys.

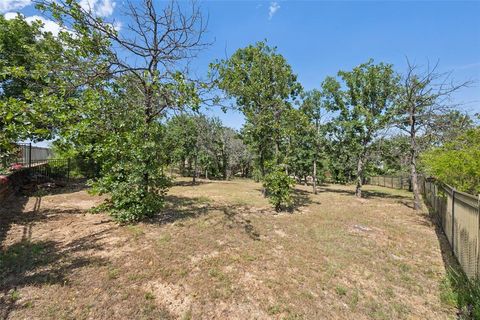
[
  {"left": 368, "top": 175, "right": 411, "bottom": 190},
  {"left": 421, "top": 177, "right": 480, "bottom": 280},
  {"left": 368, "top": 175, "right": 480, "bottom": 279}
]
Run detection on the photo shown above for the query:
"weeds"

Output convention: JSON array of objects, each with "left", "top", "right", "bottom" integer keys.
[{"left": 441, "top": 268, "right": 480, "bottom": 319}]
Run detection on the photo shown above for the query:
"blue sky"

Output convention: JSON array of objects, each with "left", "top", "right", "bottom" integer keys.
[{"left": 3, "top": 0, "right": 480, "bottom": 132}]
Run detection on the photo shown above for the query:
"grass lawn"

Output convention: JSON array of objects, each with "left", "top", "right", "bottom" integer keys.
[{"left": 0, "top": 178, "right": 455, "bottom": 319}]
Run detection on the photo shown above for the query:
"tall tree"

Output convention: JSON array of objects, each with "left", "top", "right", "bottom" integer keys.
[
  {"left": 300, "top": 89, "right": 329, "bottom": 193},
  {"left": 212, "top": 41, "right": 302, "bottom": 178},
  {"left": 212, "top": 41, "right": 301, "bottom": 210},
  {"left": 323, "top": 60, "right": 398, "bottom": 197},
  {"left": 395, "top": 60, "right": 471, "bottom": 209},
  {"left": 35, "top": 0, "right": 208, "bottom": 221},
  {"left": 0, "top": 14, "right": 68, "bottom": 165}
]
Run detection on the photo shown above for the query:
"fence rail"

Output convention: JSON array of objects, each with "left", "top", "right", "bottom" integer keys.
[
  {"left": 368, "top": 175, "right": 480, "bottom": 279},
  {"left": 1, "top": 143, "right": 53, "bottom": 170},
  {"left": 15, "top": 143, "right": 53, "bottom": 165},
  {"left": 368, "top": 175, "right": 411, "bottom": 190}
]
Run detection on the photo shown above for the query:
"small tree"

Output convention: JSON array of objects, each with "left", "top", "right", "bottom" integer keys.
[{"left": 263, "top": 164, "right": 295, "bottom": 211}]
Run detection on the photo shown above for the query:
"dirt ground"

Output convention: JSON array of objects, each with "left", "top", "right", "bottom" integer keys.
[{"left": 0, "top": 178, "right": 456, "bottom": 319}]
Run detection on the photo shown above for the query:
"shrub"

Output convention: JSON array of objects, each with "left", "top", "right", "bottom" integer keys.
[
  {"left": 263, "top": 165, "right": 295, "bottom": 211},
  {"left": 421, "top": 128, "right": 480, "bottom": 194},
  {"left": 90, "top": 171, "right": 171, "bottom": 223}
]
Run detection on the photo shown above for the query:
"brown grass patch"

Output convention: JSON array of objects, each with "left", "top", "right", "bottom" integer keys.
[{"left": 0, "top": 178, "right": 454, "bottom": 319}]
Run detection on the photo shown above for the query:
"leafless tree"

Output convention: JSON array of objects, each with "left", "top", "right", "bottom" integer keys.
[
  {"left": 36, "top": 0, "right": 209, "bottom": 189},
  {"left": 395, "top": 59, "right": 472, "bottom": 210}
]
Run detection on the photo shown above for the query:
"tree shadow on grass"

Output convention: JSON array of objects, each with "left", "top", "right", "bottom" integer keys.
[
  {"left": 292, "top": 188, "right": 320, "bottom": 209},
  {"left": 171, "top": 179, "right": 212, "bottom": 187},
  {"left": 0, "top": 228, "right": 110, "bottom": 319},
  {"left": 0, "top": 186, "right": 110, "bottom": 319},
  {"left": 317, "top": 185, "right": 414, "bottom": 208},
  {"left": 21, "top": 178, "right": 89, "bottom": 197},
  {"left": 252, "top": 187, "right": 317, "bottom": 212},
  {"left": 147, "top": 194, "right": 262, "bottom": 241}
]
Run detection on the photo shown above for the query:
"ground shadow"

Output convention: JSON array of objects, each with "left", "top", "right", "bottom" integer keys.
[
  {"left": 0, "top": 180, "right": 109, "bottom": 319},
  {"left": 21, "top": 178, "right": 89, "bottom": 197},
  {"left": 292, "top": 188, "right": 321, "bottom": 209},
  {"left": 421, "top": 204, "right": 477, "bottom": 317},
  {"left": 253, "top": 187, "right": 317, "bottom": 212},
  {"left": 171, "top": 180, "right": 212, "bottom": 187},
  {"left": 316, "top": 185, "right": 415, "bottom": 209},
  {"left": 147, "top": 194, "right": 262, "bottom": 241},
  {"left": 222, "top": 207, "right": 260, "bottom": 241}
]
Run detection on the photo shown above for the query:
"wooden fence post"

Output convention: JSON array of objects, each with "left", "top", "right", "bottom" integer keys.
[
  {"left": 452, "top": 188, "right": 456, "bottom": 256},
  {"left": 477, "top": 194, "right": 480, "bottom": 278}
]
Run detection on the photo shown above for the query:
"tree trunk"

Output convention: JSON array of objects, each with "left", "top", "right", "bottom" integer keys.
[
  {"left": 406, "top": 103, "right": 421, "bottom": 210},
  {"left": 355, "top": 156, "right": 363, "bottom": 198},
  {"left": 313, "top": 159, "right": 317, "bottom": 194},
  {"left": 409, "top": 122, "right": 421, "bottom": 210},
  {"left": 205, "top": 168, "right": 208, "bottom": 180},
  {"left": 193, "top": 154, "right": 197, "bottom": 184},
  {"left": 410, "top": 160, "right": 421, "bottom": 210}
]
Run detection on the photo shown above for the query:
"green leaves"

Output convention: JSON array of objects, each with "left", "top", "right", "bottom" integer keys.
[
  {"left": 322, "top": 60, "right": 399, "bottom": 186},
  {"left": 263, "top": 164, "right": 295, "bottom": 211},
  {"left": 421, "top": 128, "right": 480, "bottom": 194},
  {"left": 213, "top": 41, "right": 302, "bottom": 183}
]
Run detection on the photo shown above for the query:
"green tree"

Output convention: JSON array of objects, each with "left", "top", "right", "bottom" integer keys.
[
  {"left": 322, "top": 60, "right": 398, "bottom": 197},
  {"left": 299, "top": 89, "right": 330, "bottom": 193},
  {"left": 34, "top": 0, "right": 208, "bottom": 221},
  {"left": 263, "top": 164, "right": 296, "bottom": 211},
  {"left": 421, "top": 128, "right": 480, "bottom": 194},
  {"left": 0, "top": 14, "right": 66, "bottom": 165},
  {"left": 212, "top": 41, "right": 301, "bottom": 209},
  {"left": 212, "top": 41, "right": 302, "bottom": 177}
]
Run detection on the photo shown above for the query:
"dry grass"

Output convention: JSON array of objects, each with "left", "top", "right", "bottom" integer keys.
[{"left": 0, "top": 178, "right": 455, "bottom": 319}]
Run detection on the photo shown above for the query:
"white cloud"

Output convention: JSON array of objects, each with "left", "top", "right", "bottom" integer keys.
[
  {"left": 4, "top": 12, "right": 20, "bottom": 20},
  {"left": 0, "top": 0, "right": 31, "bottom": 13},
  {"left": 26, "top": 15, "right": 62, "bottom": 36},
  {"left": 4, "top": 12, "right": 62, "bottom": 36},
  {"left": 268, "top": 1, "right": 280, "bottom": 20},
  {"left": 79, "top": 0, "right": 116, "bottom": 17}
]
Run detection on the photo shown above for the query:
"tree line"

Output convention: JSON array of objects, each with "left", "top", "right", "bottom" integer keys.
[{"left": 1, "top": 1, "right": 477, "bottom": 221}]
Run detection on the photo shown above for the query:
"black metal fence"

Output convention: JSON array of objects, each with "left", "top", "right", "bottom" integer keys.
[
  {"left": 15, "top": 143, "right": 53, "bottom": 165},
  {"left": 27, "top": 159, "right": 71, "bottom": 181}
]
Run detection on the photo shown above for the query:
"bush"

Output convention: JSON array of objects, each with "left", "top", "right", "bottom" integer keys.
[
  {"left": 90, "top": 166, "right": 171, "bottom": 223},
  {"left": 421, "top": 128, "right": 480, "bottom": 194},
  {"left": 263, "top": 165, "right": 295, "bottom": 211}
]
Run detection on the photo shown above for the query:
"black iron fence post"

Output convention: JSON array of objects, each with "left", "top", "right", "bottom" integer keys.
[{"left": 28, "top": 143, "right": 32, "bottom": 168}]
